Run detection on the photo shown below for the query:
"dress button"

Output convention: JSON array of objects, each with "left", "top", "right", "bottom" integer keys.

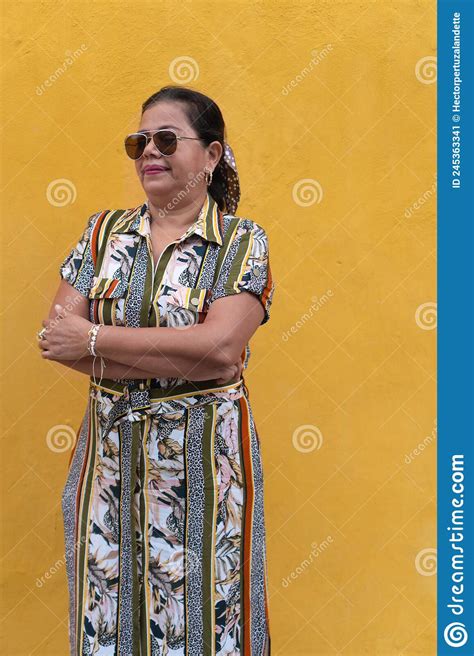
[{"left": 190, "top": 298, "right": 199, "bottom": 306}]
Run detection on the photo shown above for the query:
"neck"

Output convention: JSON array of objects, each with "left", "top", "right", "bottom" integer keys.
[{"left": 147, "top": 190, "right": 208, "bottom": 230}]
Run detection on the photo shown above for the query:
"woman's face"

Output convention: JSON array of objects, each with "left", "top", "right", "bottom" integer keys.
[{"left": 134, "top": 101, "right": 222, "bottom": 206}]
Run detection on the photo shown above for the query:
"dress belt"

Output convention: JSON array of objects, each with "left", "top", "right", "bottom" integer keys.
[{"left": 88, "top": 376, "right": 248, "bottom": 435}]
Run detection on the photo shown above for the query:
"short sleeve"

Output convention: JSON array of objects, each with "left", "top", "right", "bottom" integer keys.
[
  {"left": 59, "top": 211, "right": 102, "bottom": 297},
  {"left": 210, "top": 221, "right": 276, "bottom": 325}
]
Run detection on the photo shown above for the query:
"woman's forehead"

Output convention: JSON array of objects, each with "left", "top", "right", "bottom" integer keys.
[
  {"left": 137, "top": 124, "right": 181, "bottom": 133},
  {"left": 140, "top": 101, "right": 189, "bottom": 130}
]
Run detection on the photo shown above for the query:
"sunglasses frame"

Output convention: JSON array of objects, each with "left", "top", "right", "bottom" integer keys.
[{"left": 124, "top": 128, "right": 203, "bottom": 160}]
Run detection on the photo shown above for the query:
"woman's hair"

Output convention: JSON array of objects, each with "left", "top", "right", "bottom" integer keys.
[{"left": 141, "top": 86, "right": 228, "bottom": 211}]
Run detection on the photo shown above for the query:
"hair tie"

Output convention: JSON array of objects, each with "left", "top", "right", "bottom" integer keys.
[{"left": 220, "top": 141, "right": 240, "bottom": 215}]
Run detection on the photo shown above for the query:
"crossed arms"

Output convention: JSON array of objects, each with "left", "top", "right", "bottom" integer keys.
[{"left": 44, "top": 279, "right": 265, "bottom": 382}]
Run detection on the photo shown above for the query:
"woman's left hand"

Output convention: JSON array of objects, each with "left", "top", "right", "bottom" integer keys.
[{"left": 38, "top": 304, "right": 93, "bottom": 361}]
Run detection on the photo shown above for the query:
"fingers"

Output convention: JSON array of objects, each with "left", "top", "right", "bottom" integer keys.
[
  {"left": 37, "top": 335, "right": 51, "bottom": 357},
  {"left": 54, "top": 303, "right": 66, "bottom": 319},
  {"left": 230, "top": 364, "right": 239, "bottom": 381}
]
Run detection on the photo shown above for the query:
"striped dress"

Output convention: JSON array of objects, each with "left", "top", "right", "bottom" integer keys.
[{"left": 59, "top": 191, "right": 275, "bottom": 656}]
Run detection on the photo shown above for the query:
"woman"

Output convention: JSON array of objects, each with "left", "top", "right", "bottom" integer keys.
[{"left": 38, "top": 85, "right": 275, "bottom": 656}]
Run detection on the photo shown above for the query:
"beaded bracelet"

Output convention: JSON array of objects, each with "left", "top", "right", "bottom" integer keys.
[
  {"left": 87, "top": 324, "right": 107, "bottom": 386},
  {"left": 87, "top": 324, "right": 100, "bottom": 356}
]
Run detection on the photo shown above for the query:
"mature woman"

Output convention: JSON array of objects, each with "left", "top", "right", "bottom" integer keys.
[{"left": 38, "top": 85, "right": 275, "bottom": 656}]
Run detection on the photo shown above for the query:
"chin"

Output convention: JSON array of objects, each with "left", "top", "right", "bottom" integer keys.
[{"left": 143, "top": 178, "right": 171, "bottom": 189}]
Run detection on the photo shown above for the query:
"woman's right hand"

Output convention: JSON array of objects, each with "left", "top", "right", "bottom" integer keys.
[{"left": 215, "top": 358, "right": 243, "bottom": 385}]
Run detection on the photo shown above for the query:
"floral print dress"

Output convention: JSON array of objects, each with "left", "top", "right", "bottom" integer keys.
[{"left": 58, "top": 191, "right": 275, "bottom": 656}]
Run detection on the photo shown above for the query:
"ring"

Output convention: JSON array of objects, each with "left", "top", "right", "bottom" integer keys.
[{"left": 37, "top": 328, "right": 47, "bottom": 340}]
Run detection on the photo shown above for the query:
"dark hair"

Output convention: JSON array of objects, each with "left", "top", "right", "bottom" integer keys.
[{"left": 141, "top": 86, "right": 228, "bottom": 211}]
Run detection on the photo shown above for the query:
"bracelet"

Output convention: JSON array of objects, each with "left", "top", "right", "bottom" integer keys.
[
  {"left": 87, "top": 324, "right": 107, "bottom": 387},
  {"left": 87, "top": 324, "right": 101, "bottom": 356},
  {"left": 91, "top": 353, "right": 107, "bottom": 388}
]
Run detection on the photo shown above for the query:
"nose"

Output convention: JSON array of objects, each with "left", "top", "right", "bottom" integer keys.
[{"left": 142, "top": 135, "right": 164, "bottom": 159}]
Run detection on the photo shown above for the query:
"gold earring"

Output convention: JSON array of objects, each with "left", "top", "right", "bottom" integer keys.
[{"left": 205, "top": 168, "right": 213, "bottom": 186}]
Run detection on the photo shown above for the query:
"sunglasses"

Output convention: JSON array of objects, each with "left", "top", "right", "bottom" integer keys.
[{"left": 124, "top": 128, "right": 202, "bottom": 160}]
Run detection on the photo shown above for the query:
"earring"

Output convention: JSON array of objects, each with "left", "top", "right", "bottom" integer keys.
[{"left": 205, "top": 168, "right": 213, "bottom": 186}]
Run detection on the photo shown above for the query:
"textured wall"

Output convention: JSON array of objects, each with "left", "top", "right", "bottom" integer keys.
[{"left": 1, "top": 1, "right": 436, "bottom": 654}]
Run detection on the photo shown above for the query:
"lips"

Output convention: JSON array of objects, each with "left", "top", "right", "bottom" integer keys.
[{"left": 143, "top": 164, "right": 170, "bottom": 173}]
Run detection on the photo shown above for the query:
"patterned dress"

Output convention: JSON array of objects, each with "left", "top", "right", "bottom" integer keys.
[{"left": 58, "top": 191, "right": 276, "bottom": 656}]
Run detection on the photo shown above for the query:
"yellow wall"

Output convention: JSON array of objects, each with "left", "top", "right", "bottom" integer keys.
[{"left": 1, "top": 1, "right": 436, "bottom": 654}]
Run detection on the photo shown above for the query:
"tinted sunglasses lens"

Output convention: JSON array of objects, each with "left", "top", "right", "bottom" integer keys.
[
  {"left": 153, "top": 130, "right": 177, "bottom": 155},
  {"left": 125, "top": 134, "right": 147, "bottom": 160}
]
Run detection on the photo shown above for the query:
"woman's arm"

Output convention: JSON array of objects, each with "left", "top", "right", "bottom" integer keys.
[
  {"left": 42, "top": 282, "right": 261, "bottom": 380},
  {"left": 45, "top": 282, "right": 157, "bottom": 378},
  {"left": 94, "top": 291, "right": 265, "bottom": 377},
  {"left": 56, "top": 353, "right": 235, "bottom": 382},
  {"left": 94, "top": 323, "right": 225, "bottom": 380},
  {"left": 44, "top": 282, "right": 239, "bottom": 381},
  {"left": 56, "top": 355, "right": 164, "bottom": 380}
]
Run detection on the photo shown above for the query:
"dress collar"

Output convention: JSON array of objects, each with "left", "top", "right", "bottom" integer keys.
[{"left": 112, "top": 191, "right": 224, "bottom": 246}]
